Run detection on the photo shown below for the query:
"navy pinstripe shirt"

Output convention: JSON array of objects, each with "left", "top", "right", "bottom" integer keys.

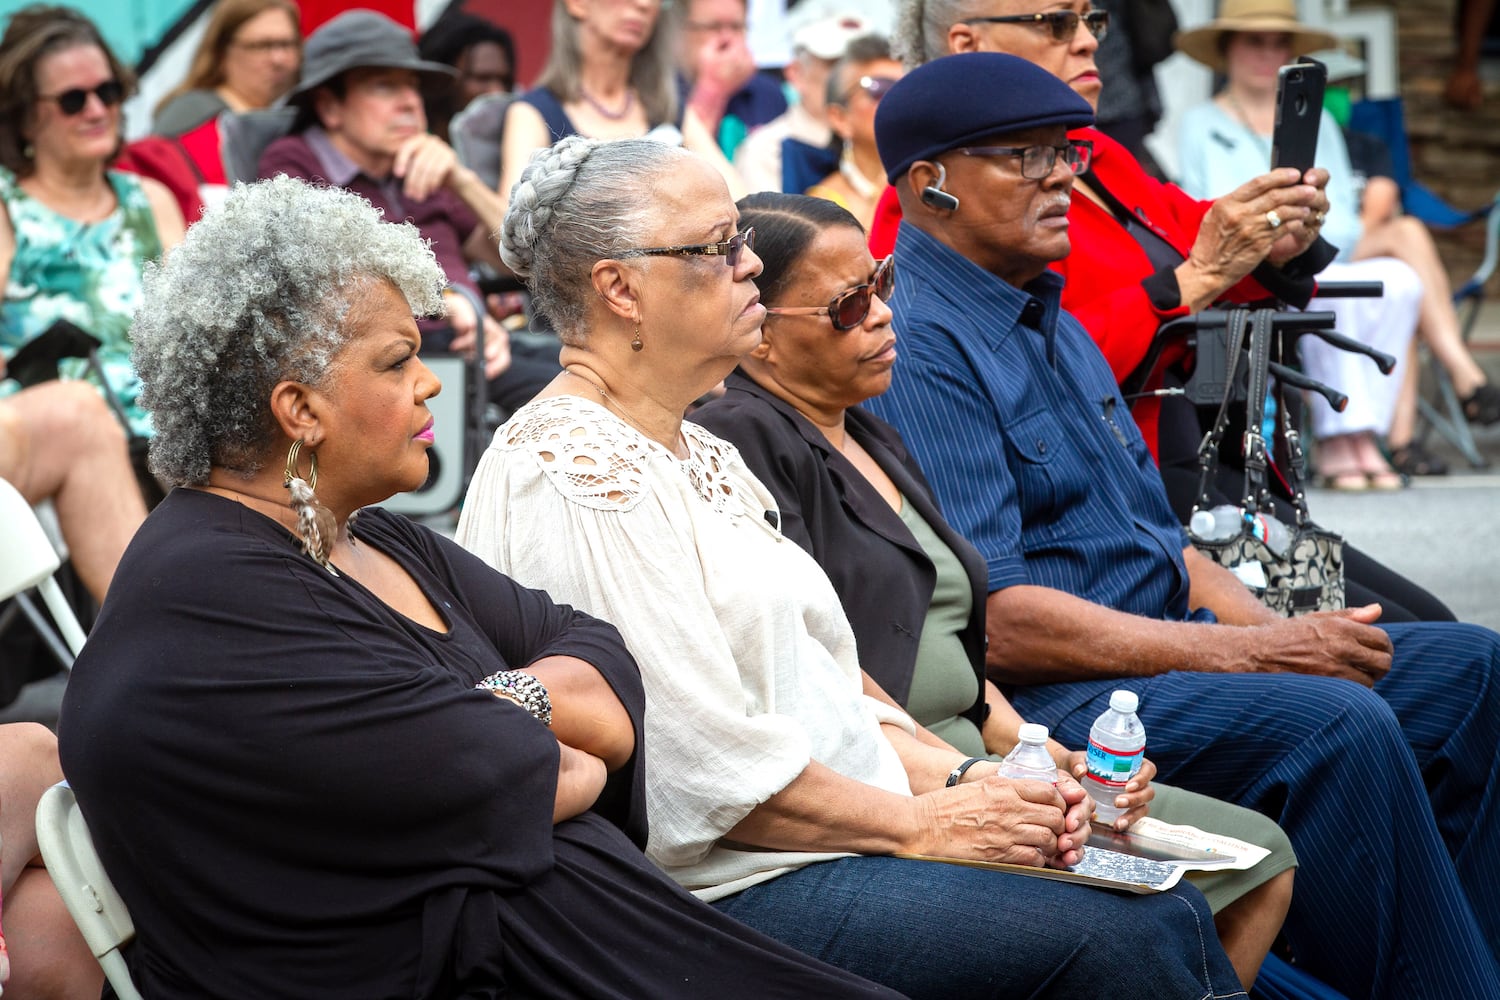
[{"left": 865, "top": 223, "right": 1194, "bottom": 621}]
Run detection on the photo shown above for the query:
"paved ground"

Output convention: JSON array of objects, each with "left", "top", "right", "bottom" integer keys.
[
  {"left": 1306, "top": 299, "right": 1500, "bottom": 632},
  {"left": 6, "top": 304, "right": 1499, "bottom": 728}
]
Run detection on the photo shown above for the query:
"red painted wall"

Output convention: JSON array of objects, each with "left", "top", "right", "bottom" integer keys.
[{"left": 463, "top": 0, "right": 552, "bottom": 89}]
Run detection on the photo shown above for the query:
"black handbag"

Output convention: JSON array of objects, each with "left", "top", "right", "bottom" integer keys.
[{"left": 1187, "top": 308, "right": 1345, "bottom": 616}]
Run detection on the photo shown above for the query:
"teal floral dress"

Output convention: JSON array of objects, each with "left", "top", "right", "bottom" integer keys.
[{"left": 1, "top": 167, "right": 164, "bottom": 436}]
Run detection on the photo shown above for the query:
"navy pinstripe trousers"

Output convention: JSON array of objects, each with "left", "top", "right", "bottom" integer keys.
[{"left": 1013, "top": 621, "right": 1500, "bottom": 1000}]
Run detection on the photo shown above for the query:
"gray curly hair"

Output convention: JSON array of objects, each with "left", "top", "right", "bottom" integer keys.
[
  {"left": 893, "top": 0, "right": 990, "bottom": 68},
  {"left": 500, "top": 134, "right": 691, "bottom": 340},
  {"left": 132, "top": 175, "right": 448, "bottom": 486}
]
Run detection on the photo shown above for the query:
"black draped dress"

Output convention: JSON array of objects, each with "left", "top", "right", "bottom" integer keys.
[{"left": 59, "top": 489, "right": 900, "bottom": 999}]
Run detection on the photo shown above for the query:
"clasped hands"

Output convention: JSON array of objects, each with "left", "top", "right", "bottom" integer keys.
[{"left": 919, "top": 762, "right": 1094, "bottom": 870}]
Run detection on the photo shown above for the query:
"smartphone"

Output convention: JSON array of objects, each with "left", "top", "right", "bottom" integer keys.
[{"left": 1270, "top": 57, "right": 1328, "bottom": 173}]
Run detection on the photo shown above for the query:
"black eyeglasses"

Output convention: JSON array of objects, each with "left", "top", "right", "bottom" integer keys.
[
  {"left": 38, "top": 80, "right": 124, "bottom": 116},
  {"left": 960, "top": 138, "right": 1093, "bottom": 180},
  {"left": 230, "top": 38, "right": 301, "bottom": 55},
  {"left": 961, "top": 9, "right": 1109, "bottom": 43},
  {"left": 766, "top": 256, "right": 895, "bottom": 331},
  {"left": 842, "top": 75, "right": 898, "bottom": 104},
  {"left": 622, "top": 227, "right": 756, "bottom": 268}
]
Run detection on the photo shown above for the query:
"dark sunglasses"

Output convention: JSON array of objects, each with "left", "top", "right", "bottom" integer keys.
[
  {"left": 960, "top": 138, "right": 1094, "bottom": 180},
  {"left": 622, "top": 227, "right": 756, "bottom": 268},
  {"left": 39, "top": 80, "right": 124, "bottom": 116},
  {"left": 961, "top": 9, "right": 1109, "bottom": 43},
  {"left": 842, "top": 75, "right": 899, "bottom": 104},
  {"left": 766, "top": 256, "right": 895, "bottom": 331}
]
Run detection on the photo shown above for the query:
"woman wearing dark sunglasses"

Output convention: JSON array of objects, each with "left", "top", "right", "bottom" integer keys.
[
  {"left": 695, "top": 192, "right": 1298, "bottom": 992},
  {"left": 0, "top": 5, "right": 184, "bottom": 439},
  {"left": 805, "top": 35, "right": 903, "bottom": 231}
]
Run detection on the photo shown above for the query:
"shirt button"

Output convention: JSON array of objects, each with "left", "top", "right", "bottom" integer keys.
[
  {"left": 1037, "top": 440, "right": 1048, "bottom": 453},
  {"left": 1021, "top": 299, "right": 1044, "bottom": 324}
]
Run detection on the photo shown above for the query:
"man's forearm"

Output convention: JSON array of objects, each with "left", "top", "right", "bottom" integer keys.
[
  {"left": 983, "top": 584, "right": 1248, "bottom": 683},
  {"left": 1183, "top": 546, "right": 1281, "bottom": 626},
  {"left": 447, "top": 163, "right": 507, "bottom": 237}
]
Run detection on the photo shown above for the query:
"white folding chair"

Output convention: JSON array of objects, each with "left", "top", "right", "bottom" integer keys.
[
  {"left": 35, "top": 783, "right": 142, "bottom": 1000},
  {"left": 0, "top": 477, "right": 87, "bottom": 666}
]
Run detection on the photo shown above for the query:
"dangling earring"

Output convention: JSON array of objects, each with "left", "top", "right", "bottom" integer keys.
[
  {"left": 283, "top": 439, "right": 338, "bottom": 571},
  {"left": 631, "top": 320, "right": 643, "bottom": 353}
]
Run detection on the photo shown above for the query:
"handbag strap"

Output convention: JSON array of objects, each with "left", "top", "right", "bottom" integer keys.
[
  {"left": 1237, "top": 307, "right": 1276, "bottom": 513},
  {"left": 1193, "top": 306, "right": 1251, "bottom": 510},
  {"left": 1273, "top": 337, "right": 1316, "bottom": 525}
]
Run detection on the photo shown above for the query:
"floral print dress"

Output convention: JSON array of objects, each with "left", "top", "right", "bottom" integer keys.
[{"left": 1, "top": 167, "right": 164, "bottom": 436}]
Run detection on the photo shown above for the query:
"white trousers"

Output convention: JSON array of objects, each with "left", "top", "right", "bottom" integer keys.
[{"left": 1298, "top": 257, "right": 1422, "bottom": 438}]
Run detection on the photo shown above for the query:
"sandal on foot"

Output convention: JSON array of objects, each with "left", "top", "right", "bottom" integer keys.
[
  {"left": 1389, "top": 441, "right": 1449, "bottom": 477},
  {"left": 1316, "top": 471, "right": 1370, "bottom": 491},
  {"left": 1461, "top": 383, "right": 1500, "bottom": 425}
]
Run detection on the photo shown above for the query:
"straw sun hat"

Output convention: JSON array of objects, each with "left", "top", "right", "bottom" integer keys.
[{"left": 1174, "top": 0, "right": 1337, "bottom": 73}]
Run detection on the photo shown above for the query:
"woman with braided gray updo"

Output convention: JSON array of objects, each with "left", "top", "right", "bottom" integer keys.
[
  {"left": 60, "top": 174, "right": 899, "bottom": 1000},
  {"left": 460, "top": 135, "right": 1247, "bottom": 999}
]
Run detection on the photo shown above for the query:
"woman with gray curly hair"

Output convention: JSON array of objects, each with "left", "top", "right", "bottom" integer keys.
[
  {"left": 57, "top": 174, "right": 899, "bottom": 1000},
  {"left": 458, "top": 134, "right": 1246, "bottom": 999}
]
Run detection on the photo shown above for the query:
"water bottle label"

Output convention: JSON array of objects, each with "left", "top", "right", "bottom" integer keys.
[{"left": 1086, "top": 740, "right": 1144, "bottom": 790}]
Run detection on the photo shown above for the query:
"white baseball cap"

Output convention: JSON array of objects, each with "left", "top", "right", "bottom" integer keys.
[{"left": 791, "top": 14, "right": 872, "bottom": 61}]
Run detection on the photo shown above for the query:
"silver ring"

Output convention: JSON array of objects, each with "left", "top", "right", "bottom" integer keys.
[{"left": 1265, "top": 209, "right": 1283, "bottom": 229}]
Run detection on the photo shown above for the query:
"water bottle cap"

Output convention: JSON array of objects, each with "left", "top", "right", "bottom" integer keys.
[
  {"left": 1017, "top": 722, "right": 1049, "bottom": 744},
  {"left": 1109, "top": 690, "right": 1139, "bottom": 714}
]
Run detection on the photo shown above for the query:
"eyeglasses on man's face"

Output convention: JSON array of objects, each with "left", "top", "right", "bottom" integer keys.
[
  {"left": 959, "top": 138, "right": 1093, "bottom": 180},
  {"left": 961, "top": 9, "right": 1109, "bottom": 44},
  {"left": 622, "top": 227, "right": 756, "bottom": 268},
  {"left": 766, "top": 256, "right": 895, "bottom": 331},
  {"left": 39, "top": 80, "right": 124, "bottom": 116},
  {"left": 685, "top": 19, "right": 747, "bottom": 34}
]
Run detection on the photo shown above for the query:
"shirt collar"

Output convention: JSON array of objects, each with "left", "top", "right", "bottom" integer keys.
[
  {"left": 302, "top": 126, "right": 362, "bottom": 188},
  {"left": 895, "top": 221, "right": 1067, "bottom": 365}
]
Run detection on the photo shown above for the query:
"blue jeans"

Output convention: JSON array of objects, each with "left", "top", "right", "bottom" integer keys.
[
  {"left": 1014, "top": 621, "right": 1500, "bottom": 1000},
  {"left": 712, "top": 855, "right": 1246, "bottom": 1000}
]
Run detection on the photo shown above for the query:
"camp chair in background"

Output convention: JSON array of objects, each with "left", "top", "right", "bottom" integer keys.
[{"left": 1350, "top": 96, "right": 1500, "bottom": 468}]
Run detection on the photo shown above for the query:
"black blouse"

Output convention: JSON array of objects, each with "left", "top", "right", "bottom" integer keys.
[{"left": 695, "top": 372, "right": 990, "bottom": 726}]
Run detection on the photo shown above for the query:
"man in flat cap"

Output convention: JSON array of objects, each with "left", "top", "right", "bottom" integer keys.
[
  {"left": 863, "top": 51, "right": 1500, "bottom": 999},
  {"left": 258, "top": 10, "right": 529, "bottom": 392}
]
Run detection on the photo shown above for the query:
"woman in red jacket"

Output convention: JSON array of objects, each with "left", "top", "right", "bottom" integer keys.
[{"left": 870, "top": 0, "right": 1452, "bottom": 621}]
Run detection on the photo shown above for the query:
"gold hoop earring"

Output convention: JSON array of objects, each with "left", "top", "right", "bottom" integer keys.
[
  {"left": 283, "top": 439, "right": 337, "bottom": 570},
  {"left": 631, "top": 321, "right": 643, "bottom": 353},
  {"left": 283, "top": 438, "right": 318, "bottom": 489}
]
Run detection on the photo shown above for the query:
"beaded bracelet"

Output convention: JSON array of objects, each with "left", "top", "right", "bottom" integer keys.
[{"left": 476, "top": 670, "right": 552, "bottom": 727}]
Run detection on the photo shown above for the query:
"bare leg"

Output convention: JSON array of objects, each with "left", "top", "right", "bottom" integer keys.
[
  {"left": 0, "top": 724, "right": 101, "bottom": 999},
  {"left": 4, "top": 869, "right": 102, "bottom": 999},
  {"left": 1213, "top": 867, "right": 1295, "bottom": 990},
  {"left": 1387, "top": 340, "right": 1421, "bottom": 449},
  {"left": 1355, "top": 216, "right": 1489, "bottom": 398},
  {"left": 0, "top": 382, "right": 147, "bottom": 603}
]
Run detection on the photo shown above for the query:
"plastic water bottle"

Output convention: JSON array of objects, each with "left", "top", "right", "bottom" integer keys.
[
  {"left": 997, "top": 723, "right": 1058, "bottom": 783},
  {"left": 1189, "top": 505, "right": 1290, "bottom": 557},
  {"left": 1080, "top": 691, "right": 1146, "bottom": 826},
  {"left": 1188, "top": 504, "right": 1241, "bottom": 542}
]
